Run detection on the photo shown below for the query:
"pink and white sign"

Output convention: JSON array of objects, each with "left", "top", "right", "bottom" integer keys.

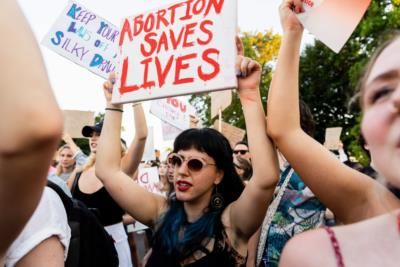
[
  {"left": 138, "top": 167, "right": 163, "bottom": 196},
  {"left": 150, "top": 96, "right": 197, "bottom": 131},
  {"left": 113, "top": 0, "right": 238, "bottom": 103},
  {"left": 297, "top": 0, "right": 371, "bottom": 53}
]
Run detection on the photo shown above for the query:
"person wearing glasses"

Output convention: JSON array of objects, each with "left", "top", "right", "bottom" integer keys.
[
  {"left": 233, "top": 141, "right": 251, "bottom": 162},
  {"left": 95, "top": 38, "right": 279, "bottom": 266}
]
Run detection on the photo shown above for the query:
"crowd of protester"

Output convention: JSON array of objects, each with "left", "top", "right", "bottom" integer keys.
[{"left": 2, "top": 0, "right": 400, "bottom": 266}]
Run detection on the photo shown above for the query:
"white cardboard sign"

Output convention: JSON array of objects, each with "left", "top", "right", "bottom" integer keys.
[
  {"left": 42, "top": 0, "right": 120, "bottom": 78},
  {"left": 113, "top": 0, "right": 238, "bottom": 103},
  {"left": 63, "top": 110, "right": 94, "bottom": 138},
  {"left": 138, "top": 167, "right": 163, "bottom": 195},
  {"left": 161, "top": 121, "right": 182, "bottom": 141},
  {"left": 297, "top": 0, "right": 371, "bottom": 53},
  {"left": 150, "top": 96, "right": 197, "bottom": 131},
  {"left": 210, "top": 90, "right": 232, "bottom": 119},
  {"left": 324, "top": 127, "right": 343, "bottom": 150}
]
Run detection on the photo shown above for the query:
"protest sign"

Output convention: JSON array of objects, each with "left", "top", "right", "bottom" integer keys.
[
  {"left": 297, "top": 0, "right": 371, "bottom": 53},
  {"left": 213, "top": 120, "right": 245, "bottom": 148},
  {"left": 161, "top": 121, "right": 182, "bottom": 141},
  {"left": 138, "top": 167, "right": 163, "bottom": 195},
  {"left": 42, "top": 0, "right": 119, "bottom": 78},
  {"left": 150, "top": 96, "right": 197, "bottom": 131},
  {"left": 324, "top": 127, "right": 343, "bottom": 150},
  {"left": 113, "top": 0, "right": 238, "bottom": 103},
  {"left": 63, "top": 110, "right": 94, "bottom": 138},
  {"left": 210, "top": 90, "right": 232, "bottom": 119}
]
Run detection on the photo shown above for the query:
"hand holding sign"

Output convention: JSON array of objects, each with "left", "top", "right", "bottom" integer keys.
[
  {"left": 103, "top": 73, "right": 115, "bottom": 100},
  {"left": 279, "top": 0, "right": 304, "bottom": 33}
]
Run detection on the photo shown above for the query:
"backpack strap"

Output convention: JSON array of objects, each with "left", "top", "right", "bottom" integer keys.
[
  {"left": 71, "top": 172, "right": 82, "bottom": 196},
  {"left": 47, "top": 180, "right": 73, "bottom": 212}
]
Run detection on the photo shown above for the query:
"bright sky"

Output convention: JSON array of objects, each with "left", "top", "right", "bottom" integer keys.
[{"left": 17, "top": 0, "right": 312, "bottom": 156}]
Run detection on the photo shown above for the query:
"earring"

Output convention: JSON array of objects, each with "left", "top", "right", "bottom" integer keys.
[{"left": 211, "top": 185, "right": 224, "bottom": 210}]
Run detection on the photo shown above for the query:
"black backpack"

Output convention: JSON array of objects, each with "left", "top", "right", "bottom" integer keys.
[{"left": 47, "top": 181, "right": 119, "bottom": 267}]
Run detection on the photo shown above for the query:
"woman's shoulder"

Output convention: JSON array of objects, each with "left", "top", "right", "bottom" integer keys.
[{"left": 280, "top": 211, "right": 400, "bottom": 267}]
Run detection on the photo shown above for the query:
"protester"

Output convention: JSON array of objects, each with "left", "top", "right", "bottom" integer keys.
[
  {"left": 67, "top": 80, "right": 148, "bottom": 267},
  {"left": 54, "top": 145, "right": 76, "bottom": 180},
  {"left": 4, "top": 188, "right": 71, "bottom": 267},
  {"left": 233, "top": 141, "right": 251, "bottom": 162},
  {"left": 158, "top": 160, "right": 173, "bottom": 196},
  {"left": 0, "top": 0, "right": 65, "bottom": 263},
  {"left": 254, "top": 101, "right": 325, "bottom": 267},
  {"left": 267, "top": 0, "right": 400, "bottom": 265},
  {"left": 95, "top": 38, "right": 279, "bottom": 266},
  {"left": 233, "top": 156, "right": 253, "bottom": 183}
]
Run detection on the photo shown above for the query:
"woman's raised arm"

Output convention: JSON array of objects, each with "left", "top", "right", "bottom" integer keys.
[{"left": 266, "top": 0, "right": 398, "bottom": 223}]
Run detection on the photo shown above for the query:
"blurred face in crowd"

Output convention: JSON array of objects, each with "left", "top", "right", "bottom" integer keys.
[
  {"left": 233, "top": 143, "right": 251, "bottom": 161},
  {"left": 89, "top": 132, "right": 100, "bottom": 153},
  {"left": 167, "top": 161, "right": 175, "bottom": 183},
  {"left": 59, "top": 147, "right": 75, "bottom": 170},
  {"left": 361, "top": 37, "right": 400, "bottom": 188},
  {"left": 158, "top": 162, "right": 168, "bottom": 177}
]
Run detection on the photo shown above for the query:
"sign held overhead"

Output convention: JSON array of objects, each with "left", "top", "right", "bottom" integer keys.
[{"left": 114, "top": 0, "right": 238, "bottom": 103}]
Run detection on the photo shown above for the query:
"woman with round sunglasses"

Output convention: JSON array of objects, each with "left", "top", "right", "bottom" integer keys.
[
  {"left": 95, "top": 39, "right": 279, "bottom": 266},
  {"left": 267, "top": 1, "right": 400, "bottom": 266}
]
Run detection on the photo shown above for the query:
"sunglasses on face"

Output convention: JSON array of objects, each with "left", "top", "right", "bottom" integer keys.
[
  {"left": 233, "top": 150, "right": 248, "bottom": 155},
  {"left": 167, "top": 153, "right": 216, "bottom": 172}
]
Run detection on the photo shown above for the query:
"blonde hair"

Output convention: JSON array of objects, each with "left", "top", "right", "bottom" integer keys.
[{"left": 55, "top": 145, "right": 75, "bottom": 176}]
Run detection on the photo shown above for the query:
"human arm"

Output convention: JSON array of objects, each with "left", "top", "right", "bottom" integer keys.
[
  {"left": 120, "top": 102, "right": 148, "bottom": 177},
  {"left": 266, "top": 0, "right": 398, "bottom": 223},
  {"left": 95, "top": 76, "right": 166, "bottom": 227},
  {"left": 0, "top": 0, "right": 63, "bottom": 256},
  {"left": 227, "top": 37, "right": 280, "bottom": 240}
]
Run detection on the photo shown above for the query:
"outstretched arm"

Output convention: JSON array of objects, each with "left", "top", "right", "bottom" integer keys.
[
  {"left": 95, "top": 77, "right": 166, "bottom": 227},
  {"left": 0, "top": 0, "right": 63, "bottom": 257},
  {"left": 121, "top": 103, "right": 148, "bottom": 177},
  {"left": 228, "top": 37, "right": 280, "bottom": 241},
  {"left": 266, "top": 0, "right": 398, "bottom": 223}
]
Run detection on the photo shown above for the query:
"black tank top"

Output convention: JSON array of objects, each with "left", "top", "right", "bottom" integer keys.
[
  {"left": 72, "top": 172, "right": 124, "bottom": 226},
  {"left": 146, "top": 228, "right": 246, "bottom": 267}
]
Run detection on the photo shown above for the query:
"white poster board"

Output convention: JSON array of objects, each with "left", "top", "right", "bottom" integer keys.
[
  {"left": 42, "top": 0, "right": 120, "bottom": 78},
  {"left": 150, "top": 96, "right": 197, "bottom": 131},
  {"left": 161, "top": 121, "right": 182, "bottom": 141},
  {"left": 210, "top": 90, "right": 232, "bottom": 119},
  {"left": 324, "top": 127, "right": 343, "bottom": 150},
  {"left": 137, "top": 167, "right": 163, "bottom": 195},
  {"left": 63, "top": 110, "right": 94, "bottom": 138},
  {"left": 297, "top": 0, "right": 371, "bottom": 53},
  {"left": 113, "top": 0, "right": 238, "bottom": 103}
]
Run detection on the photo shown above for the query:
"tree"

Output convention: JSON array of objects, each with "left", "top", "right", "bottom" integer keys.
[
  {"left": 190, "top": 31, "right": 281, "bottom": 130},
  {"left": 298, "top": 0, "right": 400, "bottom": 164}
]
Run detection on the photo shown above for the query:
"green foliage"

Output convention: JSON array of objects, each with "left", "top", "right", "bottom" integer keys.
[{"left": 299, "top": 0, "right": 400, "bottom": 164}]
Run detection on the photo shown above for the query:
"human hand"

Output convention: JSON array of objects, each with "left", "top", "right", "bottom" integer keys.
[
  {"left": 236, "top": 37, "right": 261, "bottom": 102},
  {"left": 279, "top": 0, "right": 304, "bottom": 33},
  {"left": 103, "top": 72, "right": 116, "bottom": 104}
]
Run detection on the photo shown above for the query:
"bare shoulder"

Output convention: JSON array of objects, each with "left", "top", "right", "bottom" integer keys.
[{"left": 279, "top": 228, "right": 337, "bottom": 267}]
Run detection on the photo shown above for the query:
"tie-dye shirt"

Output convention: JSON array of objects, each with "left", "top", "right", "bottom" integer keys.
[{"left": 259, "top": 166, "right": 326, "bottom": 267}]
